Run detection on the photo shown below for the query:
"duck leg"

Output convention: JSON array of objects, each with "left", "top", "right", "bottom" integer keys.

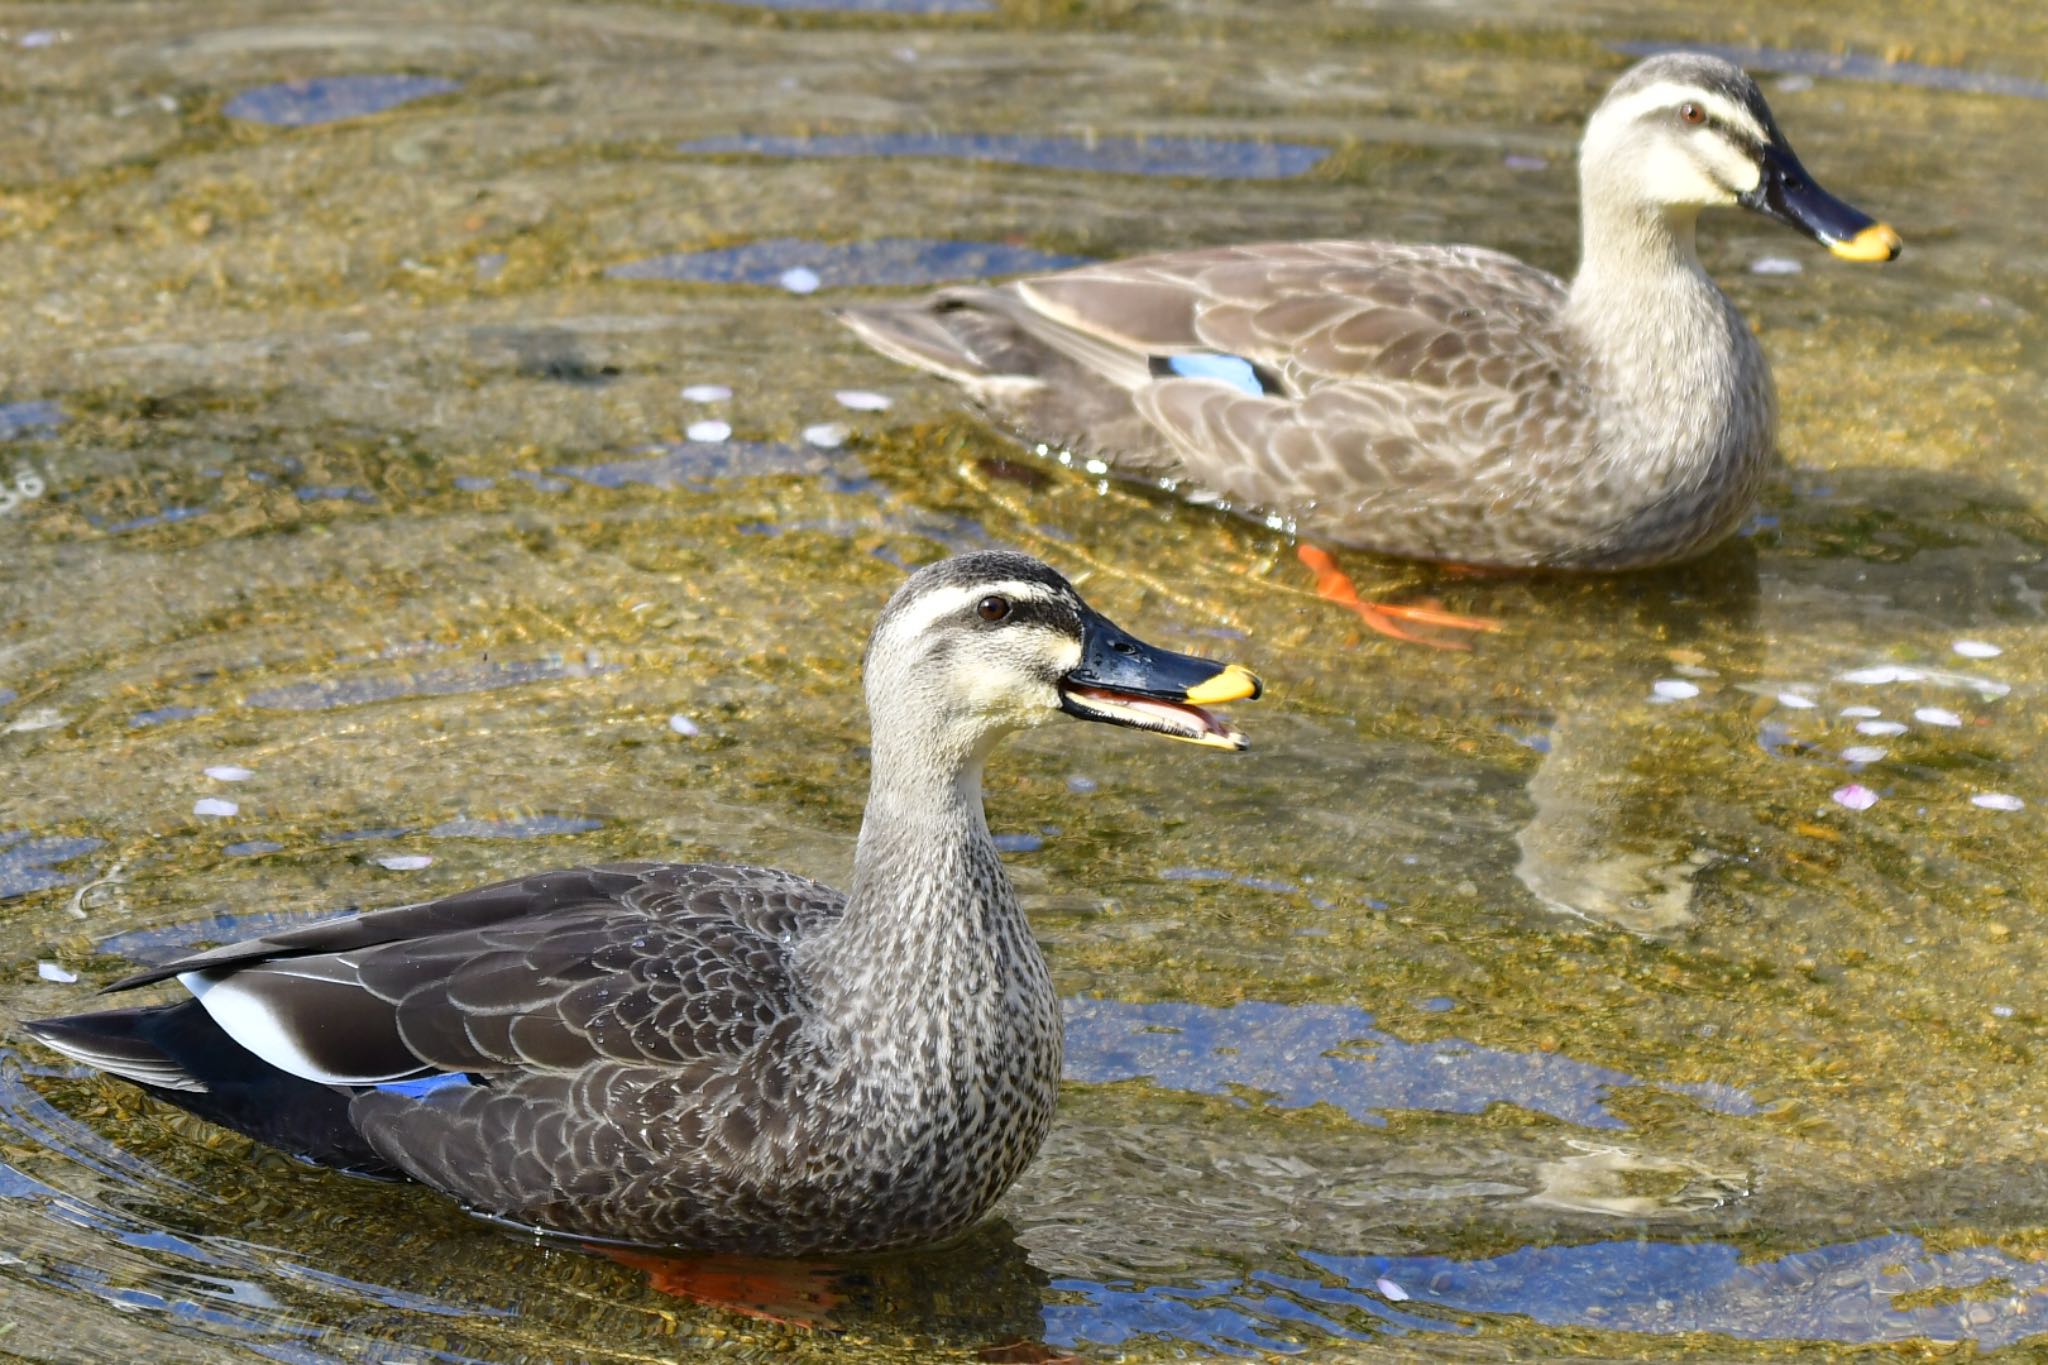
[
  {"left": 1297, "top": 545, "right": 1501, "bottom": 649},
  {"left": 594, "top": 1246, "right": 849, "bottom": 1328}
]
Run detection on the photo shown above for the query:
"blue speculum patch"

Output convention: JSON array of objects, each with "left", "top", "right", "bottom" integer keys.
[
  {"left": 1162, "top": 353, "right": 1266, "bottom": 396},
  {"left": 368, "top": 1074, "right": 471, "bottom": 1100}
]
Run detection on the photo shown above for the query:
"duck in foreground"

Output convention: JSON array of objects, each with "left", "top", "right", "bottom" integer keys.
[
  {"left": 25, "top": 552, "right": 1260, "bottom": 1256},
  {"left": 839, "top": 53, "right": 1901, "bottom": 646}
]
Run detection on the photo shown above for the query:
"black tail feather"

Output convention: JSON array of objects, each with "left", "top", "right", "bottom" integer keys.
[{"left": 23, "top": 1000, "right": 396, "bottom": 1177}]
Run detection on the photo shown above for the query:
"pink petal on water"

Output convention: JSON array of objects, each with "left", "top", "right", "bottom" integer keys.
[{"left": 1832, "top": 784, "right": 1878, "bottom": 811}]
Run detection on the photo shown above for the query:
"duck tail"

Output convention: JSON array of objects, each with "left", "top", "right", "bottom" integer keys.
[
  {"left": 834, "top": 290, "right": 1026, "bottom": 390},
  {"left": 21, "top": 1001, "right": 395, "bottom": 1176},
  {"left": 23, "top": 1004, "right": 209, "bottom": 1092}
]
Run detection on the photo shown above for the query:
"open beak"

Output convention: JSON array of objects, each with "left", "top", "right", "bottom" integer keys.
[
  {"left": 1057, "top": 607, "right": 1261, "bottom": 751},
  {"left": 1741, "top": 141, "right": 1901, "bottom": 263}
]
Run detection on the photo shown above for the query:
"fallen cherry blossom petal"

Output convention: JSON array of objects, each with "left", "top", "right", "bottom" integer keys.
[
  {"left": 668, "top": 714, "right": 701, "bottom": 737},
  {"left": 1841, "top": 746, "right": 1887, "bottom": 764},
  {"left": 204, "top": 765, "right": 254, "bottom": 782},
  {"left": 1840, "top": 706, "right": 1881, "bottom": 719},
  {"left": 1952, "top": 639, "right": 2002, "bottom": 659},
  {"left": 193, "top": 797, "right": 239, "bottom": 818},
  {"left": 803, "top": 422, "right": 847, "bottom": 449},
  {"left": 1856, "top": 720, "right": 1908, "bottom": 737},
  {"left": 685, "top": 419, "right": 732, "bottom": 443},
  {"left": 1841, "top": 665, "right": 1924, "bottom": 685},
  {"left": 1971, "top": 793, "right": 2024, "bottom": 811},
  {"left": 1832, "top": 784, "right": 1879, "bottom": 811},
  {"left": 679, "top": 384, "right": 731, "bottom": 403},
  {"left": 1651, "top": 679, "right": 1700, "bottom": 700},
  {"left": 1376, "top": 1276, "right": 1411, "bottom": 1302},
  {"left": 1913, "top": 707, "right": 1962, "bottom": 727},
  {"left": 834, "top": 389, "right": 892, "bottom": 412},
  {"left": 1775, "top": 692, "right": 1818, "bottom": 710},
  {"left": 378, "top": 854, "right": 433, "bottom": 871},
  {"left": 37, "top": 961, "right": 78, "bottom": 983}
]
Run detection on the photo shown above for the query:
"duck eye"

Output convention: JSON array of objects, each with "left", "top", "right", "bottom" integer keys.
[
  {"left": 1679, "top": 102, "right": 1706, "bottom": 126},
  {"left": 976, "top": 595, "right": 1012, "bottom": 622}
]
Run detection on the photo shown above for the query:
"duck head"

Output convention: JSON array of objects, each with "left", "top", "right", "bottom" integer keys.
[
  {"left": 862, "top": 551, "right": 1260, "bottom": 768},
  {"left": 1581, "top": 52, "right": 1901, "bottom": 263}
]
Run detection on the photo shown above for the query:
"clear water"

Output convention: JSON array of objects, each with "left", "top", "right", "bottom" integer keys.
[{"left": 0, "top": 0, "right": 2044, "bottom": 1358}]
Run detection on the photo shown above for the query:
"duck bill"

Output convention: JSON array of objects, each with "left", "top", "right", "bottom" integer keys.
[
  {"left": 1741, "top": 143, "right": 1901, "bottom": 262},
  {"left": 1057, "top": 608, "right": 1261, "bottom": 751}
]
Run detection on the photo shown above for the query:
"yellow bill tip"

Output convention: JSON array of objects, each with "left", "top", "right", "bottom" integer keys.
[
  {"left": 1828, "top": 223, "right": 1902, "bottom": 263},
  {"left": 1184, "top": 663, "right": 1263, "bottom": 706}
]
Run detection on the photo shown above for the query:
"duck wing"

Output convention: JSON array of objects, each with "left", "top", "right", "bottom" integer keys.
[
  {"left": 36, "top": 861, "right": 856, "bottom": 1245},
  {"left": 1014, "top": 241, "right": 1590, "bottom": 518},
  {"left": 105, "top": 861, "right": 843, "bottom": 1086}
]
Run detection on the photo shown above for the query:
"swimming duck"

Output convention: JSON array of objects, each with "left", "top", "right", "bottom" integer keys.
[
  {"left": 25, "top": 551, "right": 1260, "bottom": 1255},
  {"left": 839, "top": 53, "right": 1900, "bottom": 644}
]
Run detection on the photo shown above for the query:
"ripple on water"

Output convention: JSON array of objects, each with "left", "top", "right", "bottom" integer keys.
[
  {"left": 1613, "top": 42, "right": 2048, "bottom": 100},
  {"left": 1060, "top": 998, "right": 1755, "bottom": 1130},
  {"left": 607, "top": 237, "right": 1090, "bottom": 288},
  {"left": 0, "top": 831, "right": 105, "bottom": 901},
  {"left": 0, "top": 399, "right": 65, "bottom": 439},
  {"left": 245, "top": 657, "right": 611, "bottom": 712},
  {"left": 1046, "top": 1231, "right": 2048, "bottom": 1352},
  {"left": 223, "top": 75, "right": 464, "bottom": 128},
  {"left": 557, "top": 440, "right": 858, "bottom": 491},
  {"left": 719, "top": 0, "right": 991, "bottom": 10},
  {"left": 676, "top": 131, "right": 1330, "bottom": 179},
  {"left": 426, "top": 816, "right": 604, "bottom": 839},
  {"left": 1300, "top": 1234, "right": 2048, "bottom": 1349}
]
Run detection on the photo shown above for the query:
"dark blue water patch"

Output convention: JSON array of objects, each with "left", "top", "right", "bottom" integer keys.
[
  {"left": 294, "top": 484, "right": 376, "bottom": 504},
  {"left": 719, "top": 0, "right": 990, "bottom": 9},
  {"left": 1045, "top": 1275, "right": 1375, "bottom": 1355},
  {"left": 323, "top": 826, "right": 416, "bottom": 843},
  {"left": 1613, "top": 42, "right": 2048, "bottom": 101},
  {"left": 676, "top": 132, "right": 1330, "bottom": 179},
  {"left": 427, "top": 815, "right": 604, "bottom": 839},
  {"left": 224, "top": 840, "right": 285, "bottom": 857},
  {"left": 0, "top": 688, "right": 16, "bottom": 708},
  {"left": 245, "top": 657, "right": 610, "bottom": 712},
  {"left": 96, "top": 907, "right": 341, "bottom": 966},
  {"left": 96, "top": 506, "right": 206, "bottom": 534},
  {"left": 1060, "top": 998, "right": 1756, "bottom": 1129},
  {"left": 0, "top": 399, "right": 64, "bottom": 439},
  {"left": 1301, "top": 1233, "right": 2048, "bottom": 1349},
  {"left": 992, "top": 832, "right": 1044, "bottom": 854},
  {"left": 452, "top": 475, "right": 496, "bottom": 492},
  {"left": 1162, "top": 865, "right": 1301, "bottom": 896},
  {"left": 558, "top": 440, "right": 858, "bottom": 492},
  {"left": 223, "top": 75, "right": 464, "bottom": 128},
  {"left": 506, "top": 469, "right": 571, "bottom": 493},
  {"left": 1420, "top": 996, "right": 1457, "bottom": 1013},
  {"left": 129, "top": 705, "right": 215, "bottom": 728},
  {"left": 0, "top": 830, "right": 104, "bottom": 900},
  {"left": 607, "top": 237, "right": 1088, "bottom": 288}
]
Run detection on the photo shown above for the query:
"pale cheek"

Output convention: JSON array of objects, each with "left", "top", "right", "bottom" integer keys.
[{"left": 1641, "top": 145, "right": 1737, "bottom": 207}]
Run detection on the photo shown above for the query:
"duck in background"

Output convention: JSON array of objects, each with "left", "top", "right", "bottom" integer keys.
[{"left": 840, "top": 53, "right": 1900, "bottom": 646}]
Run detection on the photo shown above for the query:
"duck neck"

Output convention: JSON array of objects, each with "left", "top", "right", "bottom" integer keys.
[
  {"left": 807, "top": 722, "right": 1052, "bottom": 1053},
  {"left": 1562, "top": 194, "right": 1774, "bottom": 533}
]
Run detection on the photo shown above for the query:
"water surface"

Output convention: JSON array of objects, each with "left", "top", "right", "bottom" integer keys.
[{"left": 1, "top": 0, "right": 2044, "bottom": 1359}]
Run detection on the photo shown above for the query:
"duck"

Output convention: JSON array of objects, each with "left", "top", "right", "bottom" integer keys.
[
  {"left": 24, "top": 551, "right": 1261, "bottom": 1256},
  {"left": 838, "top": 53, "right": 1901, "bottom": 646}
]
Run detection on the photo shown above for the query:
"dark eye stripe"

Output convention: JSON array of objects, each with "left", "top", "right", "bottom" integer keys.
[{"left": 997, "top": 597, "right": 1078, "bottom": 634}]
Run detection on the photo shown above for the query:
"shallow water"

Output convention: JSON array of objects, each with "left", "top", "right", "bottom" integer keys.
[{"left": 0, "top": 0, "right": 2044, "bottom": 1358}]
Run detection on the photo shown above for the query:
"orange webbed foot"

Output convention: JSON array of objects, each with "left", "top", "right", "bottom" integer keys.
[
  {"left": 1296, "top": 544, "right": 1501, "bottom": 650},
  {"left": 596, "top": 1245, "right": 848, "bottom": 1329}
]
